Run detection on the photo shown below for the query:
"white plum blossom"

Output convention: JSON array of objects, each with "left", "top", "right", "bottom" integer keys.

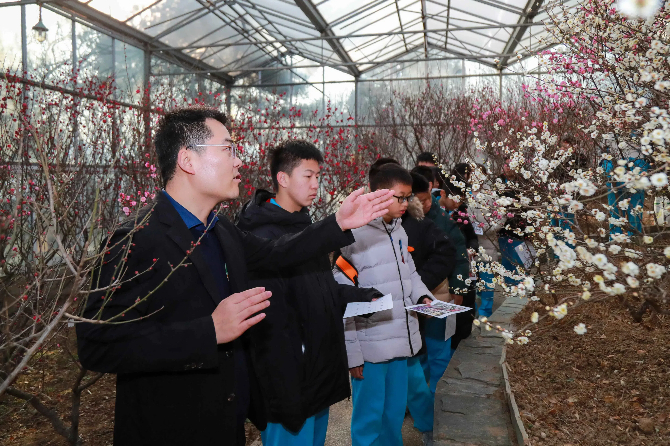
[
  {"left": 650, "top": 172, "right": 668, "bottom": 187},
  {"left": 531, "top": 312, "right": 539, "bottom": 323},
  {"left": 608, "top": 245, "right": 622, "bottom": 254},
  {"left": 622, "top": 262, "right": 640, "bottom": 276},
  {"left": 626, "top": 276, "right": 640, "bottom": 288},
  {"left": 611, "top": 283, "right": 626, "bottom": 295},
  {"left": 592, "top": 254, "right": 608, "bottom": 268},
  {"left": 551, "top": 303, "right": 568, "bottom": 320},
  {"left": 646, "top": 263, "right": 667, "bottom": 279},
  {"left": 665, "top": 247, "right": 670, "bottom": 259},
  {"left": 573, "top": 323, "right": 587, "bottom": 335}
]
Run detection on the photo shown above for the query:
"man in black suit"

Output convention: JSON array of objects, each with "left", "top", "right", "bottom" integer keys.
[{"left": 75, "top": 108, "right": 394, "bottom": 446}]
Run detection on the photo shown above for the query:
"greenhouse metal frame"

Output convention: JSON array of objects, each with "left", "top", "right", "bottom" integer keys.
[{"left": 0, "top": 0, "right": 575, "bottom": 122}]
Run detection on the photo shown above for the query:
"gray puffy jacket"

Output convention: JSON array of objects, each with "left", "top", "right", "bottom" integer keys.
[{"left": 334, "top": 217, "right": 434, "bottom": 367}]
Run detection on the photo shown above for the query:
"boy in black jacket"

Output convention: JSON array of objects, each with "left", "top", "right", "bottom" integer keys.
[
  {"left": 440, "top": 178, "right": 478, "bottom": 349},
  {"left": 237, "top": 140, "right": 382, "bottom": 446}
]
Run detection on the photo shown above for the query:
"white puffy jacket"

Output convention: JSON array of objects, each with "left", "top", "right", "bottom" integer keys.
[{"left": 334, "top": 217, "right": 434, "bottom": 368}]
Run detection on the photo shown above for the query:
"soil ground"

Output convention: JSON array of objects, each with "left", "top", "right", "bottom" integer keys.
[
  {"left": 1, "top": 287, "right": 501, "bottom": 446},
  {"left": 0, "top": 329, "right": 421, "bottom": 446},
  {"left": 506, "top": 298, "right": 670, "bottom": 445}
]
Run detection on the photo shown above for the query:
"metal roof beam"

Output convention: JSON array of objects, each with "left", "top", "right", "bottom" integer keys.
[
  {"left": 293, "top": 0, "right": 361, "bottom": 77},
  {"left": 50, "top": 0, "right": 233, "bottom": 83},
  {"left": 500, "top": 0, "right": 545, "bottom": 67},
  {"left": 421, "top": 0, "right": 428, "bottom": 57},
  {"left": 154, "top": 23, "right": 543, "bottom": 52}
]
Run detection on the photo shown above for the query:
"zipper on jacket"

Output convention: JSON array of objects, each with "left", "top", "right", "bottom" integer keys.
[{"left": 382, "top": 221, "right": 414, "bottom": 357}]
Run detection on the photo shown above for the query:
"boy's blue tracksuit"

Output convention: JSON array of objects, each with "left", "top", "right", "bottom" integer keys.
[
  {"left": 602, "top": 158, "right": 650, "bottom": 235},
  {"left": 496, "top": 175, "right": 531, "bottom": 285},
  {"left": 237, "top": 190, "right": 382, "bottom": 446},
  {"left": 334, "top": 217, "right": 435, "bottom": 446},
  {"left": 401, "top": 197, "right": 460, "bottom": 432},
  {"left": 423, "top": 196, "right": 470, "bottom": 380},
  {"left": 261, "top": 409, "right": 329, "bottom": 446},
  {"left": 477, "top": 269, "right": 494, "bottom": 318}
]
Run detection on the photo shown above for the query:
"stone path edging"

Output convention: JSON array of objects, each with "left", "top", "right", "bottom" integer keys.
[
  {"left": 433, "top": 295, "right": 529, "bottom": 445},
  {"left": 501, "top": 351, "right": 530, "bottom": 446}
]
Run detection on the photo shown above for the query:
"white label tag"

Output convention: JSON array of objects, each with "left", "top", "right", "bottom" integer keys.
[{"left": 474, "top": 226, "right": 484, "bottom": 235}]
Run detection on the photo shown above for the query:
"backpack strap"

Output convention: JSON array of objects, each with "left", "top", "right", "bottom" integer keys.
[{"left": 335, "top": 255, "right": 359, "bottom": 287}]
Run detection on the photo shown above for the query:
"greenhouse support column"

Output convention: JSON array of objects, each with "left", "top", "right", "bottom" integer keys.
[
  {"left": 225, "top": 83, "right": 232, "bottom": 117},
  {"left": 499, "top": 71, "right": 502, "bottom": 99},
  {"left": 21, "top": 5, "right": 27, "bottom": 75},
  {"left": 354, "top": 77, "right": 359, "bottom": 125},
  {"left": 461, "top": 59, "right": 465, "bottom": 90},
  {"left": 143, "top": 47, "right": 151, "bottom": 147},
  {"left": 289, "top": 55, "right": 293, "bottom": 108},
  {"left": 111, "top": 39, "right": 119, "bottom": 155},
  {"left": 72, "top": 16, "right": 80, "bottom": 163}
]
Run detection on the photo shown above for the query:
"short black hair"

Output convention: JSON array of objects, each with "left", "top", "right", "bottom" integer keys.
[
  {"left": 154, "top": 107, "right": 228, "bottom": 187},
  {"left": 452, "top": 163, "right": 470, "bottom": 181},
  {"left": 431, "top": 166, "right": 446, "bottom": 189},
  {"left": 411, "top": 165, "right": 435, "bottom": 185},
  {"left": 411, "top": 172, "right": 430, "bottom": 194},
  {"left": 444, "top": 180, "right": 464, "bottom": 198},
  {"left": 269, "top": 139, "right": 323, "bottom": 190},
  {"left": 416, "top": 152, "right": 436, "bottom": 165},
  {"left": 369, "top": 157, "right": 399, "bottom": 183},
  {"left": 370, "top": 164, "right": 412, "bottom": 192}
]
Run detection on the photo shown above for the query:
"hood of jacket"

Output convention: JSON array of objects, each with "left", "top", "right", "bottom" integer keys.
[
  {"left": 406, "top": 196, "right": 425, "bottom": 221},
  {"left": 236, "top": 188, "right": 312, "bottom": 232}
]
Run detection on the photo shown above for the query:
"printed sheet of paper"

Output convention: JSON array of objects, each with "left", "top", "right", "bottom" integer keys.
[
  {"left": 405, "top": 300, "right": 471, "bottom": 318},
  {"left": 514, "top": 242, "right": 537, "bottom": 269},
  {"left": 343, "top": 294, "right": 393, "bottom": 319}
]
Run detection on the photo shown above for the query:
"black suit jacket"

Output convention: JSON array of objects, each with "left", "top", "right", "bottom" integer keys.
[{"left": 76, "top": 191, "right": 355, "bottom": 446}]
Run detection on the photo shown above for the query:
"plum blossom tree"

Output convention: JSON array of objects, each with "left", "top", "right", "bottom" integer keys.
[{"left": 465, "top": 0, "right": 670, "bottom": 341}]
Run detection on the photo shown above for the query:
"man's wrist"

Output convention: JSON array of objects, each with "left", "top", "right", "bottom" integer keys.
[{"left": 335, "top": 210, "right": 347, "bottom": 231}]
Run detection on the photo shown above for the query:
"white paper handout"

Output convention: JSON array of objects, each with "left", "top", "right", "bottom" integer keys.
[
  {"left": 514, "top": 241, "right": 537, "bottom": 269},
  {"left": 343, "top": 293, "right": 393, "bottom": 318},
  {"left": 405, "top": 300, "right": 471, "bottom": 318}
]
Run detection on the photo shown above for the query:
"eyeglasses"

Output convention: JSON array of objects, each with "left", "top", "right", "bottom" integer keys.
[
  {"left": 393, "top": 194, "right": 414, "bottom": 204},
  {"left": 191, "top": 144, "right": 238, "bottom": 159}
]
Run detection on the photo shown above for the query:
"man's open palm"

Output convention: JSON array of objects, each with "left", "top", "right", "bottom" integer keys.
[
  {"left": 212, "top": 287, "right": 271, "bottom": 344},
  {"left": 335, "top": 188, "right": 395, "bottom": 231}
]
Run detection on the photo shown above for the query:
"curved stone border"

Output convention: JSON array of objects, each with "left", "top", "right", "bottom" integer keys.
[
  {"left": 501, "top": 347, "right": 530, "bottom": 445},
  {"left": 433, "top": 295, "right": 530, "bottom": 445}
]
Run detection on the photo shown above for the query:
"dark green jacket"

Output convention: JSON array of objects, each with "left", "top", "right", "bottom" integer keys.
[{"left": 425, "top": 196, "right": 470, "bottom": 294}]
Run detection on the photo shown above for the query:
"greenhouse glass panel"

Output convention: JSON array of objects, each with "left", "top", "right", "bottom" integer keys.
[
  {"left": 324, "top": 82, "right": 356, "bottom": 118},
  {"left": 0, "top": 5, "right": 22, "bottom": 73},
  {"left": 27, "top": 5, "right": 72, "bottom": 84},
  {"left": 114, "top": 43, "right": 145, "bottom": 104},
  {"left": 76, "top": 23, "right": 113, "bottom": 84},
  {"left": 84, "top": 0, "right": 161, "bottom": 22}
]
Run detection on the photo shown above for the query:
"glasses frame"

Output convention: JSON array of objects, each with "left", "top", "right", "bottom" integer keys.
[
  {"left": 190, "top": 144, "right": 238, "bottom": 159},
  {"left": 392, "top": 194, "right": 414, "bottom": 204}
]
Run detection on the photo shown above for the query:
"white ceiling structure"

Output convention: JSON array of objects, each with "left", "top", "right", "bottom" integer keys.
[{"left": 39, "top": 0, "right": 574, "bottom": 82}]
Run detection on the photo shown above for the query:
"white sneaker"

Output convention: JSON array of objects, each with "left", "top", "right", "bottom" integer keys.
[{"left": 422, "top": 431, "right": 434, "bottom": 446}]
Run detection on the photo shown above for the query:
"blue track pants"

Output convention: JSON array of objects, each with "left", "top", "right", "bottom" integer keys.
[
  {"left": 406, "top": 355, "right": 434, "bottom": 432},
  {"left": 261, "top": 408, "right": 329, "bottom": 446},
  {"left": 424, "top": 318, "right": 453, "bottom": 394},
  {"left": 350, "top": 358, "right": 408, "bottom": 446}
]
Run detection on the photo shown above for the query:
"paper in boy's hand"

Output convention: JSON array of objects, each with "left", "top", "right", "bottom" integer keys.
[
  {"left": 405, "top": 300, "right": 471, "bottom": 318},
  {"left": 343, "top": 294, "right": 393, "bottom": 318}
]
